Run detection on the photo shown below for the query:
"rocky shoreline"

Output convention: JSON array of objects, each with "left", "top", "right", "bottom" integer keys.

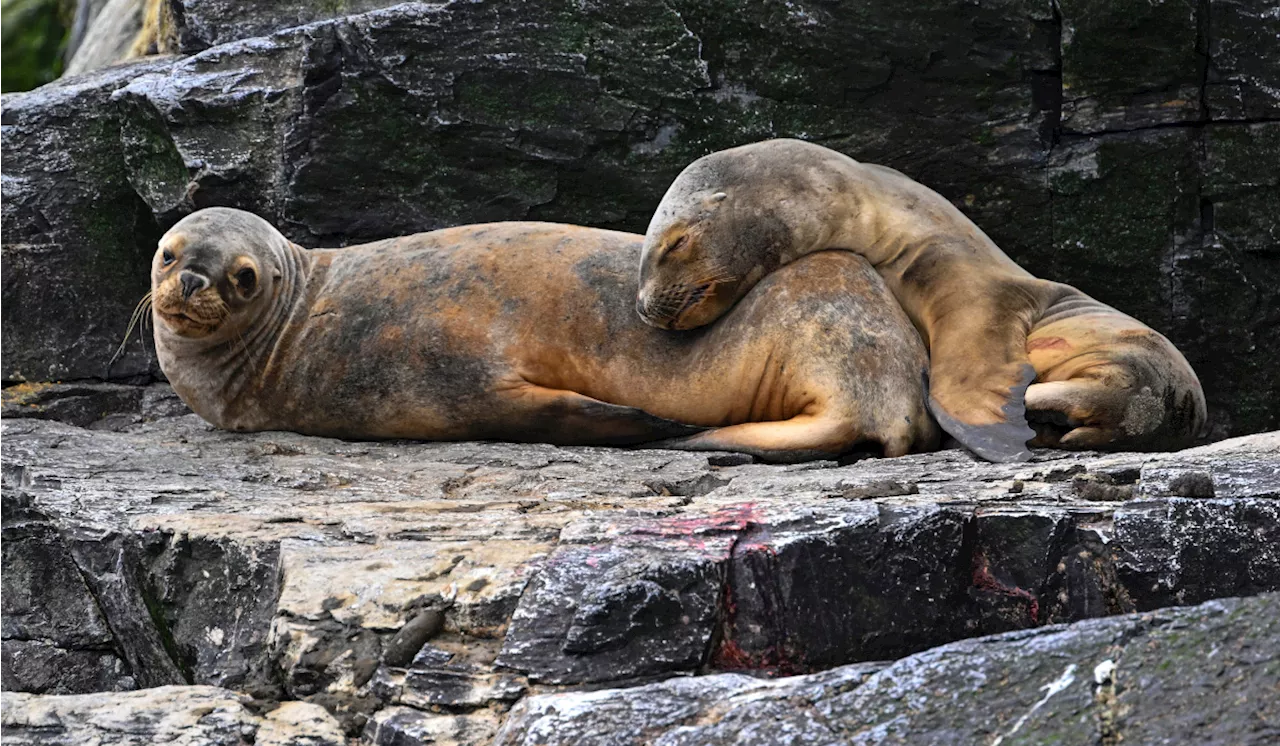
[{"left": 3, "top": 384, "right": 1277, "bottom": 743}]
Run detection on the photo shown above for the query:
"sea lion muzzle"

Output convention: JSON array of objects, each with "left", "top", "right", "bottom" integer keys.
[{"left": 180, "top": 271, "right": 208, "bottom": 299}]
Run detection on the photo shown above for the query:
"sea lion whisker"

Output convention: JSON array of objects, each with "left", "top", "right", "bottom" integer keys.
[
  {"left": 109, "top": 291, "right": 154, "bottom": 369},
  {"left": 692, "top": 273, "right": 737, "bottom": 287}
]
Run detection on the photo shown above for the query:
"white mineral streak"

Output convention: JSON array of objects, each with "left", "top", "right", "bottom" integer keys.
[{"left": 991, "top": 664, "right": 1079, "bottom": 746}]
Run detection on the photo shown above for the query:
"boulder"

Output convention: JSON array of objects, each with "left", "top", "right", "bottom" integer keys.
[{"left": 495, "top": 592, "right": 1280, "bottom": 746}]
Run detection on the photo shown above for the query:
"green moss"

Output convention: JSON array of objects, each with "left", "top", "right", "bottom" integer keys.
[
  {"left": 316, "top": 0, "right": 350, "bottom": 15},
  {"left": 0, "top": 0, "right": 71, "bottom": 93},
  {"left": 1049, "top": 130, "right": 1200, "bottom": 328},
  {"left": 1204, "top": 123, "right": 1280, "bottom": 195},
  {"left": 119, "top": 106, "right": 191, "bottom": 214},
  {"left": 1059, "top": 0, "right": 1200, "bottom": 97}
]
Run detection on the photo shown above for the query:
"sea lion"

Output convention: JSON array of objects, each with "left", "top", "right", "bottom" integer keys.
[
  {"left": 636, "top": 139, "right": 1206, "bottom": 461},
  {"left": 149, "top": 207, "right": 938, "bottom": 461}
]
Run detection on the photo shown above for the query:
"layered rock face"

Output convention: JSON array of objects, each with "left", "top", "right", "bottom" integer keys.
[
  {"left": 2, "top": 385, "right": 1279, "bottom": 743},
  {"left": 1, "top": 0, "right": 1277, "bottom": 437}
]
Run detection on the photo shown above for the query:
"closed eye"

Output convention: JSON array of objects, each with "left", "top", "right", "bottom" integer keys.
[{"left": 663, "top": 234, "right": 689, "bottom": 258}]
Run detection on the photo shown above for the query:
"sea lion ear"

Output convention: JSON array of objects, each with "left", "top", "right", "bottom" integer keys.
[{"left": 701, "top": 191, "right": 728, "bottom": 213}]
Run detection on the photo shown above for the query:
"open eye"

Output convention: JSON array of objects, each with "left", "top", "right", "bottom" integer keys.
[
  {"left": 234, "top": 266, "right": 257, "bottom": 295},
  {"left": 161, "top": 249, "right": 175, "bottom": 266}
]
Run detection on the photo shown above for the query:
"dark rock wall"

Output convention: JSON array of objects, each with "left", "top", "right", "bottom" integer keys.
[{"left": 2, "top": 0, "right": 1277, "bottom": 437}]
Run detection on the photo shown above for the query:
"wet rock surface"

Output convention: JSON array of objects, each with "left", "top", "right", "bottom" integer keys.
[
  {"left": 1, "top": 0, "right": 1277, "bottom": 437},
  {"left": 2, "top": 387, "right": 1278, "bottom": 741},
  {"left": 495, "top": 592, "right": 1280, "bottom": 746}
]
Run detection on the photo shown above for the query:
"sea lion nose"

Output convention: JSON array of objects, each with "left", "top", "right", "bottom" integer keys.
[{"left": 180, "top": 271, "right": 208, "bottom": 299}]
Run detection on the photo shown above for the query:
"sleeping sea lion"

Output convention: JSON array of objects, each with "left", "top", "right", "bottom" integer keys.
[
  {"left": 636, "top": 139, "right": 1205, "bottom": 461},
  {"left": 149, "top": 207, "right": 938, "bottom": 461}
]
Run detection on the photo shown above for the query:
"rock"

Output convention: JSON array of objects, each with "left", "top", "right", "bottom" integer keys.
[
  {"left": 2, "top": 397, "right": 1278, "bottom": 735},
  {"left": 364, "top": 705, "right": 502, "bottom": 746},
  {"left": 0, "top": 685, "right": 344, "bottom": 745},
  {"left": 256, "top": 701, "right": 347, "bottom": 746},
  {"left": 66, "top": 0, "right": 116, "bottom": 62},
  {"left": 1, "top": 381, "right": 186, "bottom": 428},
  {"left": 494, "top": 593, "right": 1280, "bottom": 746},
  {"left": 1206, "top": 0, "right": 1280, "bottom": 120},
  {"left": 371, "top": 666, "right": 526, "bottom": 709},
  {"left": 63, "top": 0, "right": 146, "bottom": 77},
  {"left": 2, "top": 59, "right": 174, "bottom": 383},
  {"left": 168, "top": 0, "right": 406, "bottom": 52},
  {"left": 3, "top": 0, "right": 1277, "bottom": 437},
  {"left": 0, "top": 495, "right": 139, "bottom": 695}
]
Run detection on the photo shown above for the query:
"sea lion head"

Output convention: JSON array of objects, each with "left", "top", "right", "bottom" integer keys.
[
  {"left": 637, "top": 139, "right": 837, "bottom": 330},
  {"left": 151, "top": 207, "right": 290, "bottom": 342}
]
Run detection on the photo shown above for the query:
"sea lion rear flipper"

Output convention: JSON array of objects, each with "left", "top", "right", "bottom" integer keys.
[
  {"left": 1023, "top": 380, "right": 1124, "bottom": 451},
  {"left": 927, "top": 364, "right": 1036, "bottom": 463}
]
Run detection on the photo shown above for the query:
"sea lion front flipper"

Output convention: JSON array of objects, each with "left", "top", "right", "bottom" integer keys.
[
  {"left": 927, "top": 363, "right": 1036, "bottom": 463},
  {"left": 507, "top": 384, "right": 708, "bottom": 446}
]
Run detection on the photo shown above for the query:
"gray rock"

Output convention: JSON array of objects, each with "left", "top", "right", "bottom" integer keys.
[
  {"left": 364, "top": 705, "right": 501, "bottom": 746},
  {"left": 0, "top": 686, "right": 344, "bottom": 745},
  {"left": 63, "top": 0, "right": 145, "bottom": 77},
  {"left": 2, "top": 405, "right": 1277, "bottom": 718},
  {"left": 494, "top": 593, "right": 1280, "bottom": 746}
]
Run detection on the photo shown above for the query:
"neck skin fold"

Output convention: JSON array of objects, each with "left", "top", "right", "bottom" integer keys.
[{"left": 782, "top": 155, "right": 1037, "bottom": 343}]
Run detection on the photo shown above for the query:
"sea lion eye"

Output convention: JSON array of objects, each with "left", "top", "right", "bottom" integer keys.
[
  {"left": 665, "top": 234, "right": 690, "bottom": 256},
  {"left": 161, "top": 249, "right": 175, "bottom": 266},
  {"left": 234, "top": 266, "right": 257, "bottom": 295}
]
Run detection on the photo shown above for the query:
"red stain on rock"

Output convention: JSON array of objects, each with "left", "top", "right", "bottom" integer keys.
[
  {"left": 972, "top": 551, "right": 1040, "bottom": 624},
  {"left": 626, "top": 504, "right": 762, "bottom": 555},
  {"left": 712, "top": 637, "right": 807, "bottom": 676}
]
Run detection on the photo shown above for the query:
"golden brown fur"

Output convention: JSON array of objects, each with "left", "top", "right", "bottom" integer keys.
[
  {"left": 128, "top": 0, "right": 174, "bottom": 58},
  {"left": 151, "top": 208, "right": 938, "bottom": 461},
  {"left": 638, "top": 139, "right": 1206, "bottom": 461}
]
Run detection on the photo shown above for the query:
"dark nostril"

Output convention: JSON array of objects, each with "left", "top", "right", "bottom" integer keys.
[{"left": 180, "top": 271, "right": 206, "bottom": 299}]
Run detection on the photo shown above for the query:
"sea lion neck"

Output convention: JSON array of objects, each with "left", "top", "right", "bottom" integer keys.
[{"left": 780, "top": 154, "right": 941, "bottom": 269}]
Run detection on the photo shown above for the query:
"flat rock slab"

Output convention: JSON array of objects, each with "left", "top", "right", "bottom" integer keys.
[
  {"left": 1, "top": 686, "right": 344, "bottom": 745},
  {"left": 2, "top": 391, "right": 1278, "bottom": 734},
  {"left": 495, "top": 592, "right": 1280, "bottom": 746}
]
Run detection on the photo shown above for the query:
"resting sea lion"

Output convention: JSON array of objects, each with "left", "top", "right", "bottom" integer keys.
[
  {"left": 636, "top": 139, "right": 1205, "bottom": 461},
  {"left": 149, "top": 207, "right": 938, "bottom": 461}
]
